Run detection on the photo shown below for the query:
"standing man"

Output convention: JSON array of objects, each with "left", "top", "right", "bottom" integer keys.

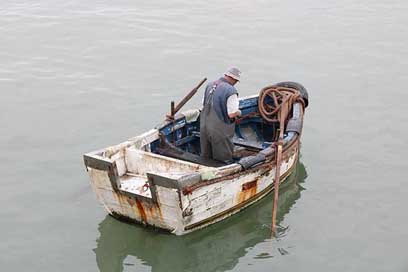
[{"left": 200, "top": 67, "right": 242, "bottom": 163}]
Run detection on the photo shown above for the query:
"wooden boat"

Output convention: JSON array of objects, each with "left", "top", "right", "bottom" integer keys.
[{"left": 83, "top": 81, "right": 309, "bottom": 235}]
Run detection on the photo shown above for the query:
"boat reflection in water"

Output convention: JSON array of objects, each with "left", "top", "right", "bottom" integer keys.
[{"left": 93, "top": 161, "right": 308, "bottom": 272}]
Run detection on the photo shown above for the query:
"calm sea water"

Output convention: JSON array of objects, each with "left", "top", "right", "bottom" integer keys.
[{"left": 1, "top": 0, "right": 407, "bottom": 271}]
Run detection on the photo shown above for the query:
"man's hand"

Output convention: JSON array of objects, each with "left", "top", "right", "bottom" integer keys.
[
  {"left": 228, "top": 110, "right": 242, "bottom": 122},
  {"left": 228, "top": 110, "right": 241, "bottom": 119}
]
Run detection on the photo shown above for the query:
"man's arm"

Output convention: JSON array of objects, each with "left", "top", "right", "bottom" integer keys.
[{"left": 227, "top": 94, "right": 241, "bottom": 119}]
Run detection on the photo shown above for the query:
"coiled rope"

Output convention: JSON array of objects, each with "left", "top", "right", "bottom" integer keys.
[{"left": 258, "top": 86, "right": 305, "bottom": 123}]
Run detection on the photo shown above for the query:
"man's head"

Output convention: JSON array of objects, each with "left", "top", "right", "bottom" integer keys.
[{"left": 223, "top": 67, "right": 241, "bottom": 85}]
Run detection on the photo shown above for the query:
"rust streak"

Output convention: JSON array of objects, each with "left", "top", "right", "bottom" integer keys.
[
  {"left": 238, "top": 179, "right": 258, "bottom": 203},
  {"left": 135, "top": 198, "right": 147, "bottom": 223},
  {"left": 242, "top": 179, "right": 257, "bottom": 190},
  {"left": 125, "top": 196, "right": 136, "bottom": 206},
  {"left": 148, "top": 205, "right": 155, "bottom": 217},
  {"left": 121, "top": 192, "right": 163, "bottom": 224},
  {"left": 146, "top": 203, "right": 164, "bottom": 223},
  {"left": 116, "top": 193, "right": 127, "bottom": 213},
  {"left": 156, "top": 204, "right": 164, "bottom": 222}
]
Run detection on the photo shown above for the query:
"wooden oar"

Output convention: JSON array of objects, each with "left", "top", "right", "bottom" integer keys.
[
  {"left": 167, "top": 78, "right": 207, "bottom": 120},
  {"left": 271, "top": 98, "right": 290, "bottom": 238}
]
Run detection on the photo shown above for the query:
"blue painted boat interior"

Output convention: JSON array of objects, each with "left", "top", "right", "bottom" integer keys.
[{"left": 150, "top": 97, "right": 279, "bottom": 159}]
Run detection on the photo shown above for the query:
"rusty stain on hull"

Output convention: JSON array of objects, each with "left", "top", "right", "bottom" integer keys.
[
  {"left": 135, "top": 198, "right": 147, "bottom": 223},
  {"left": 238, "top": 179, "right": 258, "bottom": 203},
  {"left": 113, "top": 191, "right": 164, "bottom": 225},
  {"left": 146, "top": 202, "right": 164, "bottom": 223}
]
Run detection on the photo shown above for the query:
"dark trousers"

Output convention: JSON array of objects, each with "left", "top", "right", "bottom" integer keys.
[{"left": 200, "top": 107, "right": 235, "bottom": 163}]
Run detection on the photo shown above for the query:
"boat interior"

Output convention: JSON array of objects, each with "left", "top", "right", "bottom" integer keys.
[{"left": 150, "top": 96, "right": 280, "bottom": 167}]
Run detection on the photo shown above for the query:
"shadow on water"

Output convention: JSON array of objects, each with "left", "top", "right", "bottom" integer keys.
[{"left": 93, "top": 161, "right": 308, "bottom": 272}]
